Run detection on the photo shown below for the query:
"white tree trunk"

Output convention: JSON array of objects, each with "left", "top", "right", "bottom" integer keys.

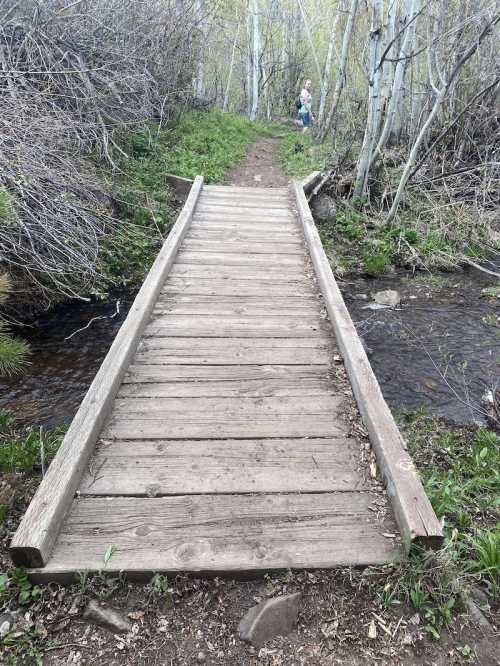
[
  {"left": 297, "top": 0, "right": 323, "bottom": 84},
  {"left": 246, "top": 2, "right": 252, "bottom": 117},
  {"left": 317, "top": 3, "right": 343, "bottom": 125},
  {"left": 371, "top": 0, "right": 420, "bottom": 163},
  {"left": 223, "top": 23, "right": 240, "bottom": 112},
  {"left": 317, "top": 0, "right": 359, "bottom": 139},
  {"left": 354, "top": 0, "right": 383, "bottom": 197},
  {"left": 386, "top": 11, "right": 500, "bottom": 222},
  {"left": 375, "top": 0, "right": 397, "bottom": 137},
  {"left": 250, "top": 0, "right": 260, "bottom": 121}
]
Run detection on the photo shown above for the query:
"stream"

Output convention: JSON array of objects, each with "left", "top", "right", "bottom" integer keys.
[{"left": 0, "top": 267, "right": 498, "bottom": 429}]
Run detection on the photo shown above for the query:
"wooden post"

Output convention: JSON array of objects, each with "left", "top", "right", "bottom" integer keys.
[
  {"left": 293, "top": 178, "right": 443, "bottom": 549},
  {"left": 10, "top": 177, "right": 204, "bottom": 568}
]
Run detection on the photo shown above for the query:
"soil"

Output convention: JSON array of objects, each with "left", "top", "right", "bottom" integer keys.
[
  {"left": 223, "top": 137, "right": 289, "bottom": 188},
  {"left": 1, "top": 139, "right": 498, "bottom": 665}
]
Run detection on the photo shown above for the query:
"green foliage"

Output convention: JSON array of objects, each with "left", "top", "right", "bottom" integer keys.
[
  {"left": 279, "top": 131, "right": 331, "bottom": 178},
  {"left": 0, "top": 186, "right": 16, "bottom": 224},
  {"left": 0, "top": 568, "right": 41, "bottom": 606},
  {"left": 0, "top": 419, "right": 64, "bottom": 474},
  {"left": 376, "top": 415, "right": 500, "bottom": 638},
  {"left": 363, "top": 252, "right": 389, "bottom": 276},
  {"left": 0, "top": 274, "right": 30, "bottom": 376}
]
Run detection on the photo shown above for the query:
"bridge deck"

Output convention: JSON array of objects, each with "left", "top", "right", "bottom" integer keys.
[{"left": 11, "top": 179, "right": 442, "bottom": 580}]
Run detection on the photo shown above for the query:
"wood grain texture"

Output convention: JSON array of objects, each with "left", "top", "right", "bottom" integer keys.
[
  {"left": 182, "top": 240, "right": 305, "bottom": 255},
  {"left": 160, "top": 278, "right": 315, "bottom": 297},
  {"left": 187, "top": 226, "right": 301, "bottom": 239},
  {"left": 111, "top": 394, "right": 343, "bottom": 417},
  {"left": 10, "top": 176, "right": 205, "bottom": 568},
  {"left": 196, "top": 204, "right": 293, "bottom": 218},
  {"left": 166, "top": 265, "right": 314, "bottom": 283},
  {"left": 144, "top": 314, "right": 329, "bottom": 337},
  {"left": 293, "top": 180, "right": 443, "bottom": 548},
  {"left": 80, "top": 438, "right": 361, "bottom": 495},
  {"left": 191, "top": 219, "right": 300, "bottom": 233},
  {"left": 192, "top": 212, "right": 296, "bottom": 225},
  {"left": 175, "top": 251, "right": 306, "bottom": 267},
  {"left": 30, "top": 493, "right": 400, "bottom": 578},
  {"left": 120, "top": 363, "right": 334, "bottom": 397},
  {"left": 202, "top": 185, "right": 289, "bottom": 196},
  {"left": 198, "top": 195, "right": 289, "bottom": 209},
  {"left": 133, "top": 337, "right": 333, "bottom": 365},
  {"left": 103, "top": 415, "right": 346, "bottom": 440}
]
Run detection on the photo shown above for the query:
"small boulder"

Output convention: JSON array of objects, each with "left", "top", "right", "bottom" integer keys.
[
  {"left": 373, "top": 289, "right": 401, "bottom": 308},
  {"left": 239, "top": 592, "right": 301, "bottom": 648},
  {"left": 83, "top": 599, "right": 131, "bottom": 634},
  {"left": 311, "top": 194, "right": 337, "bottom": 222}
]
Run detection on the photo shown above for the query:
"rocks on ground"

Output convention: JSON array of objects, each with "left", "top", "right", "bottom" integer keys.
[
  {"left": 310, "top": 194, "right": 337, "bottom": 222},
  {"left": 238, "top": 592, "right": 301, "bottom": 648},
  {"left": 373, "top": 289, "right": 401, "bottom": 307},
  {"left": 83, "top": 599, "right": 131, "bottom": 634}
]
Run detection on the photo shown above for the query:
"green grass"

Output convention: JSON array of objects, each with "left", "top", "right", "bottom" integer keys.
[
  {"left": 380, "top": 413, "right": 500, "bottom": 638},
  {"left": 0, "top": 274, "right": 30, "bottom": 376},
  {"left": 279, "top": 131, "right": 331, "bottom": 178},
  {"left": 98, "top": 109, "right": 274, "bottom": 289},
  {"left": 0, "top": 410, "right": 64, "bottom": 475}
]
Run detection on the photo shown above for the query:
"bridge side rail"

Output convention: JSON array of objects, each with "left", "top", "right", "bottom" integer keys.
[
  {"left": 293, "top": 178, "right": 443, "bottom": 549},
  {"left": 10, "top": 176, "right": 204, "bottom": 568}
]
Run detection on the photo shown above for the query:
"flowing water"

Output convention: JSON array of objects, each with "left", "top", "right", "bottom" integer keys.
[{"left": 0, "top": 267, "right": 498, "bottom": 429}]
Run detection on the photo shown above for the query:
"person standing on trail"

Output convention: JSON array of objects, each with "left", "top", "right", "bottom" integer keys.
[{"left": 299, "top": 79, "right": 314, "bottom": 132}]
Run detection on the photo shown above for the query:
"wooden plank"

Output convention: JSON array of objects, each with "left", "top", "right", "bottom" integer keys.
[
  {"left": 181, "top": 240, "right": 305, "bottom": 255},
  {"left": 175, "top": 252, "right": 306, "bottom": 267},
  {"left": 80, "top": 438, "right": 361, "bottom": 495},
  {"left": 104, "top": 414, "right": 346, "bottom": 440},
  {"left": 191, "top": 218, "right": 299, "bottom": 232},
  {"left": 10, "top": 177, "right": 205, "bottom": 568},
  {"left": 118, "top": 378, "right": 332, "bottom": 398},
  {"left": 160, "top": 277, "right": 315, "bottom": 297},
  {"left": 293, "top": 180, "right": 443, "bottom": 549},
  {"left": 199, "top": 195, "right": 288, "bottom": 209},
  {"left": 167, "top": 264, "right": 310, "bottom": 282},
  {"left": 133, "top": 337, "right": 333, "bottom": 366},
  {"left": 144, "top": 314, "right": 329, "bottom": 337},
  {"left": 111, "top": 395, "right": 342, "bottom": 416},
  {"left": 203, "top": 185, "right": 289, "bottom": 197},
  {"left": 186, "top": 229, "right": 302, "bottom": 243},
  {"left": 30, "top": 493, "right": 400, "bottom": 579},
  {"left": 154, "top": 294, "right": 322, "bottom": 313},
  {"left": 195, "top": 204, "right": 293, "bottom": 218},
  {"left": 192, "top": 214, "right": 297, "bottom": 227}
]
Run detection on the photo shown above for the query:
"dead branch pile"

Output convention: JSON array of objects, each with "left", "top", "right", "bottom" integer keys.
[{"left": 0, "top": 0, "right": 202, "bottom": 308}]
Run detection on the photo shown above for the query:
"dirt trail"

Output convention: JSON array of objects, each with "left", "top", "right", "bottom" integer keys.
[{"left": 224, "top": 137, "right": 289, "bottom": 188}]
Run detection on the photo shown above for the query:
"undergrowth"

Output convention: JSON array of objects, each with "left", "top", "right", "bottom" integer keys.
[
  {"left": 315, "top": 192, "right": 497, "bottom": 277},
  {"left": 380, "top": 412, "right": 500, "bottom": 639},
  {"left": 279, "top": 130, "right": 332, "bottom": 178},
  {"left": 0, "top": 409, "right": 64, "bottom": 523}
]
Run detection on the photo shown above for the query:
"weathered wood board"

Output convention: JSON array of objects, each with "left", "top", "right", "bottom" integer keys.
[{"left": 11, "top": 177, "right": 442, "bottom": 579}]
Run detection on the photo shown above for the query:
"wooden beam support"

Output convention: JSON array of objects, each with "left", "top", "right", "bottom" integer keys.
[
  {"left": 292, "top": 179, "right": 443, "bottom": 550},
  {"left": 10, "top": 177, "right": 204, "bottom": 568}
]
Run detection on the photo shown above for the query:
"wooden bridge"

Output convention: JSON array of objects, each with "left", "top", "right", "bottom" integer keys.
[{"left": 11, "top": 175, "right": 442, "bottom": 580}]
